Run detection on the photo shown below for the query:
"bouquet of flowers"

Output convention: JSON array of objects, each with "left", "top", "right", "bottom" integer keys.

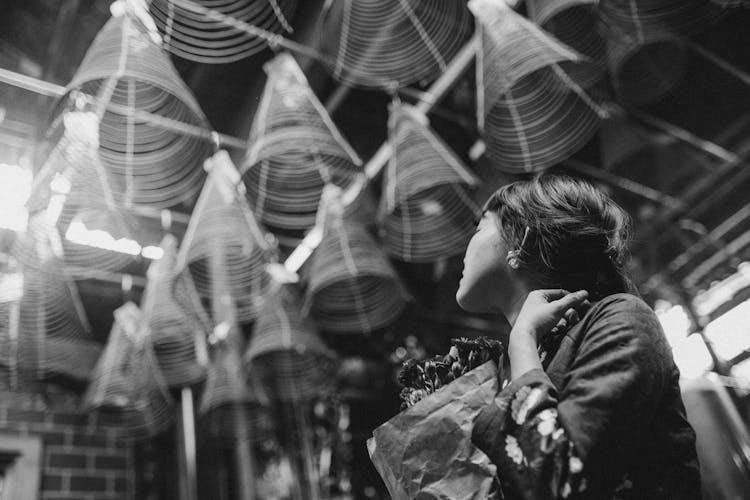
[{"left": 368, "top": 337, "right": 503, "bottom": 499}]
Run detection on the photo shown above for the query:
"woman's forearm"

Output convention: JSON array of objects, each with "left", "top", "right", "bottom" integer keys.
[{"left": 508, "top": 331, "right": 543, "bottom": 380}]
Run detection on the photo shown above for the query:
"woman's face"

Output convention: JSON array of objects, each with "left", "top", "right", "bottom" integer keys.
[{"left": 456, "top": 212, "right": 515, "bottom": 313}]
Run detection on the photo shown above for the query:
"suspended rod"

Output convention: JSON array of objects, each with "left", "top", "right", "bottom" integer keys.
[
  {"left": 683, "top": 228, "right": 750, "bottom": 288},
  {"left": 0, "top": 67, "right": 247, "bottom": 150},
  {"left": 66, "top": 266, "right": 148, "bottom": 288},
  {"left": 669, "top": 200, "right": 750, "bottom": 275},
  {"left": 636, "top": 111, "right": 750, "bottom": 241},
  {"left": 688, "top": 41, "right": 750, "bottom": 88},
  {"left": 561, "top": 158, "right": 684, "bottom": 209},
  {"left": 620, "top": 105, "right": 747, "bottom": 166}
]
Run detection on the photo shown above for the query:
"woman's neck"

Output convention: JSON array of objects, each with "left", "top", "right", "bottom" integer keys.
[
  {"left": 502, "top": 296, "right": 523, "bottom": 326},
  {"left": 501, "top": 281, "right": 534, "bottom": 326}
]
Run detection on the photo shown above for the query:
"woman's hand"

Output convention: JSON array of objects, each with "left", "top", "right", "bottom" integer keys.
[
  {"left": 512, "top": 289, "right": 589, "bottom": 343},
  {"left": 508, "top": 289, "right": 589, "bottom": 380}
]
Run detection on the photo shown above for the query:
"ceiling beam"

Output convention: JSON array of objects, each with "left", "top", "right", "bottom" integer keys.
[
  {"left": 683, "top": 229, "right": 750, "bottom": 289},
  {"left": 561, "top": 158, "right": 684, "bottom": 209},
  {"left": 637, "top": 111, "right": 750, "bottom": 241}
]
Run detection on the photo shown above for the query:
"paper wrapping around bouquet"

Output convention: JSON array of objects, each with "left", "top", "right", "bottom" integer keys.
[{"left": 367, "top": 361, "right": 499, "bottom": 500}]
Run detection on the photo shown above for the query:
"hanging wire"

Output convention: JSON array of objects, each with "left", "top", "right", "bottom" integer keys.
[
  {"left": 303, "top": 186, "right": 408, "bottom": 334},
  {"left": 62, "top": 10, "right": 212, "bottom": 209},
  {"left": 148, "top": 0, "right": 297, "bottom": 63},
  {"left": 378, "top": 103, "right": 480, "bottom": 263},
  {"left": 470, "top": 0, "right": 606, "bottom": 173},
  {"left": 140, "top": 234, "right": 207, "bottom": 388},
  {"left": 598, "top": 0, "right": 722, "bottom": 39},
  {"left": 526, "top": 0, "right": 606, "bottom": 89},
  {"left": 6, "top": 214, "right": 101, "bottom": 382},
  {"left": 317, "top": 0, "right": 474, "bottom": 89},
  {"left": 198, "top": 332, "right": 274, "bottom": 444},
  {"left": 243, "top": 284, "right": 336, "bottom": 402},
  {"left": 24, "top": 111, "right": 140, "bottom": 276},
  {"left": 175, "top": 150, "right": 276, "bottom": 324},
  {"left": 600, "top": 115, "right": 677, "bottom": 172},
  {"left": 240, "top": 53, "right": 362, "bottom": 234},
  {"left": 83, "top": 302, "right": 175, "bottom": 440},
  {"left": 709, "top": 0, "right": 750, "bottom": 7}
]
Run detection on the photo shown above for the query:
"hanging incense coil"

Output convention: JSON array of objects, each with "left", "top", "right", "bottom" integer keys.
[
  {"left": 84, "top": 302, "right": 175, "bottom": 439},
  {"left": 379, "top": 103, "right": 479, "bottom": 263},
  {"left": 598, "top": 2, "right": 690, "bottom": 105},
  {"left": 470, "top": 0, "right": 606, "bottom": 174},
  {"left": 64, "top": 11, "right": 212, "bottom": 208},
  {"left": 598, "top": 0, "right": 722, "bottom": 104},
  {"left": 318, "top": 0, "right": 474, "bottom": 88},
  {"left": 605, "top": 34, "right": 687, "bottom": 105},
  {"left": 304, "top": 187, "right": 408, "bottom": 334},
  {"left": 148, "top": 0, "right": 297, "bottom": 64},
  {"left": 526, "top": 0, "right": 605, "bottom": 88},
  {"left": 141, "top": 235, "right": 207, "bottom": 388},
  {"left": 175, "top": 151, "right": 275, "bottom": 324},
  {"left": 199, "top": 339, "right": 274, "bottom": 443},
  {"left": 241, "top": 53, "right": 362, "bottom": 234},
  {"left": 244, "top": 285, "right": 336, "bottom": 402},
  {"left": 24, "top": 112, "right": 139, "bottom": 276},
  {"left": 8, "top": 215, "right": 101, "bottom": 381}
]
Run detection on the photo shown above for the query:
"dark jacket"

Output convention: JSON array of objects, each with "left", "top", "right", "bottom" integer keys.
[{"left": 471, "top": 293, "right": 701, "bottom": 499}]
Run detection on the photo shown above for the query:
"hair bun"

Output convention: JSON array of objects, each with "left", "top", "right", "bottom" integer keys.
[{"left": 484, "top": 174, "right": 633, "bottom": 299}]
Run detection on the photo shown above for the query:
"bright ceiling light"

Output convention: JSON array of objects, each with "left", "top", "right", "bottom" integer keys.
[
  {"left": 655, "top": 300, "right": 692, "bottom": 348},
  {"left": 140, "top": 245, "right": 164, "bottom": 260},
  {"left": 50, "top": 173, "right": 72, "bottom": 194},
  {"left": 65, "top": 220, "right": 141, "bottom": 256},
  {"left": 0, "top": 163, "right": 32, "bottom": 232},
  {"left": 0, "top": 272, "right": 24, "bottom": 303},
  {"left": 704, "top": 299, "right": 750, "bottom": 361},
  {"left": 656, "top": 301, "right": 712, "bottom": 379},
  {"left": 672, "top": 334, "right": 714, "bottom": 379},
  {"left": 694, "top": 262, "right": 750, "bottom": 317},
  {"left": 64, "top": 219, "right": 163, "bottom": 260}
]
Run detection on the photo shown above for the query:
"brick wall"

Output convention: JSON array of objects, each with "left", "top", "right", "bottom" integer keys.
[{"left": 0, "top": 387, "right": 135, "bottom": 500}]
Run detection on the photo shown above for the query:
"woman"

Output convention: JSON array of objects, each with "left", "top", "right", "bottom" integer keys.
[{"left": 456, "top": 175, "right": 701, "bottom": 499}]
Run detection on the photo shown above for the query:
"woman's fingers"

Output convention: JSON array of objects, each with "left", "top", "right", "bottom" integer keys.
[
  {"left": 550, "top": 290, "right": 589, "bottom": 314},
  {"left": 564, "top": 307, "right": 579, "bottom": 325},
  {"left": 536, "top": 289, "right": 571, "bottom": 301},
  {"left": 552, "top": 308, "right": 580, "bottom": 334}
]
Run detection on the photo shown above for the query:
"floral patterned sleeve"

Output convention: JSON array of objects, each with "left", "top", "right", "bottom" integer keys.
[{"left": 471, "top": 297, "right": 671, "bottom": 499}]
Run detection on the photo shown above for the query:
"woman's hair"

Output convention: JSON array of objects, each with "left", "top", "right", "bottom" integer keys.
[{"left": 483, "top": 174, "right": 634, "bottom": 300}]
